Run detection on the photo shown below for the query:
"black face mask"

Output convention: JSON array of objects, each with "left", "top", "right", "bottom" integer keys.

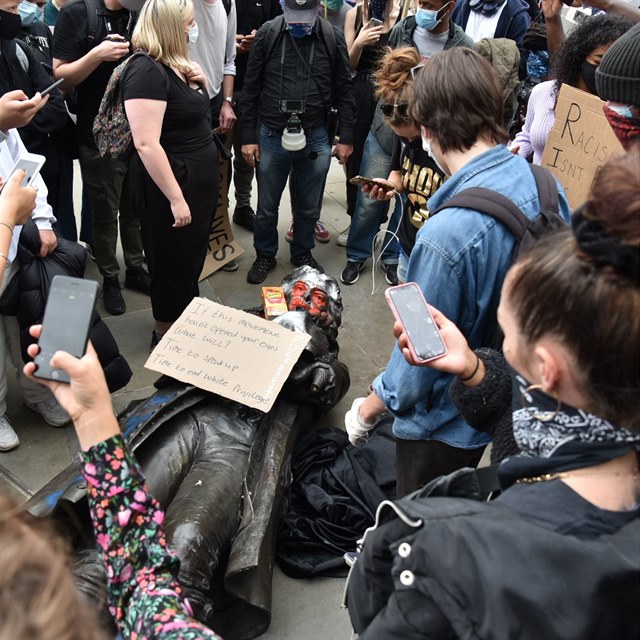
[
  {"left": 0, "top": 9, "right": 21, "bottom": 41},
  {"left": 581, "top": 60, "right": 599, "bottom": 95}
]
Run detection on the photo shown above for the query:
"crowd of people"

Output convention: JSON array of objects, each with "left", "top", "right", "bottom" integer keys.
[{"left": 0, "top": 0, "right": 638, "bottom": 637}]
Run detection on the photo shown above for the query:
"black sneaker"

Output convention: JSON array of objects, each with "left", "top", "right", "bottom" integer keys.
[
  {"left": 124, "top": 267, "right": 151, "bottom": 296},
  {"left": 102, "top": 276, "right": 126, "bottom": 315},
  {"left": 247, "top": 253, "right": 277, "bottom": 284},
  {"left": 381, "top": 262, "right": 399, "bottom": 286},
  {"left": 290, "top": 252, "right": 324, "bottom": 272},
  {"left": 340, "top": 261, "right": 365, "bottom": 285},
  {"left": 233, "top": 205, "right": 256, "bottom": 232}
]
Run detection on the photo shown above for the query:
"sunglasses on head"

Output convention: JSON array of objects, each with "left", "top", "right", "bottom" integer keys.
[{"left": 379, "top": 103, "right": 410, "bottom": 118}]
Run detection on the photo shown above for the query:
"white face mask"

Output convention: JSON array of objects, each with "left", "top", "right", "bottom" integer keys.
[
  {"left": 421, "top": 132, "right": 448, "bottom": 175},
  {"left": 187, "top": 22, "right": 199, "bottom": 44}
]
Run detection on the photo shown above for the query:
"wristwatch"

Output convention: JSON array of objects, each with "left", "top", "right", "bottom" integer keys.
[{"left": 224, "top": 96, "right": 235, "bottom": 106}]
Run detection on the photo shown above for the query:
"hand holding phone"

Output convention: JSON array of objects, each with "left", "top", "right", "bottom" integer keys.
[
  {"left": 349, "top": 175, "right": 393, "bottom": 190},
  {"left": 33, "top": 276, "right": 99, "bottom": 383},
  {"left": 385, "top": 283, "right": 447, "bottom": 363}
]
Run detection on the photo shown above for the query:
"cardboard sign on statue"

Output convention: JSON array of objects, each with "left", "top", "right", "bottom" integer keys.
[{"left": 145, "top": 298, "right": 310, "bottom": 412}]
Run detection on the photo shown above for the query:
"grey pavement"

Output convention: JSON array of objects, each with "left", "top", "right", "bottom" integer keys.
[{"left": 0, "top": 158, "right": 399, "bottom": 640}]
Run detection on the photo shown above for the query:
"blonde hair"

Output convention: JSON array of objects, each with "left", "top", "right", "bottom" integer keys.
[
  {"left": 132, "top": 0, "right": 194, "bottom": 75},
  {"left": 0, "top": 494, "right": 108, "bottom": 640}
]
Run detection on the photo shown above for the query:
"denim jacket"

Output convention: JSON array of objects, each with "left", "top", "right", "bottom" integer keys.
[{"left": 372, "top": 145, "right": 570, "bottom": 446}]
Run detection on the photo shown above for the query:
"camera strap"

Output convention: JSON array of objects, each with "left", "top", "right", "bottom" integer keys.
[{"left": 279, "top": 33, "right": 315, "bottom": 108}]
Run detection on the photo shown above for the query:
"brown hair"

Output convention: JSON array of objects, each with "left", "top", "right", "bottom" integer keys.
[
  {"left": 506, "top": 150, "right": 640, "bottom": 427},
  {"left": 410, "top": 48, "right": 509, "bottom": 153},
  {"left": 0, "top": 494, "right": 108, "bottom": 640},
  {"left": 374, "top": 47, "right": 421, "bottom": 128}
]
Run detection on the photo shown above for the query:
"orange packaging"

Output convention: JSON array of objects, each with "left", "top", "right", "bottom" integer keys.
[{"left": 262, "top": 286, "right": 288, "bottom": 319}]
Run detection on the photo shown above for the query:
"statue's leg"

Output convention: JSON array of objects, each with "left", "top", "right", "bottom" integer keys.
[{"left": 160, "top": 406, "right": 260, "bottom": 621}]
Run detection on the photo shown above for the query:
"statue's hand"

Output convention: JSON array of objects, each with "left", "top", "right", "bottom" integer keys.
[{"left": 287, "top": 361, "right": 337, "bottom": 406}]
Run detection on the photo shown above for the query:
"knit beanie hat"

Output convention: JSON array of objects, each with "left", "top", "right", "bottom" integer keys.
[{"left": 596, "top": 24, "right": 640, "bottom": 105}]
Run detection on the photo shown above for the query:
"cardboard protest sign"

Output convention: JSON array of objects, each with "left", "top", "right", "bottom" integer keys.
[
  {"left": 199, "top": 141, "right": 244, "bottom": 280},
  {"left": 541, "top": 84, "right": 624, "bottom": 210},
  {"left": 145, "top": 298, "right": 310, "bottom": 412}
]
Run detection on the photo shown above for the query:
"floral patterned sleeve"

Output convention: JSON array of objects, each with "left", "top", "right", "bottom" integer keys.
[{"left": 82, "top": 434, "right": 222, "bottom": 640}]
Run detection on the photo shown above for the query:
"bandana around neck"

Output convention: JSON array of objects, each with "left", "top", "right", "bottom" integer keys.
[{"left": 498, "top": 372, "right": 640, "bottom": 488}]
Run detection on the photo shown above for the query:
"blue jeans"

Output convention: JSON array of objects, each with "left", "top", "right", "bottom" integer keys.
[
  {"left": 255, "top": 123, "right": 331, "bottom": 258},
  {"left": 346, "top": 131, "right": 400, "bottom": 265}
]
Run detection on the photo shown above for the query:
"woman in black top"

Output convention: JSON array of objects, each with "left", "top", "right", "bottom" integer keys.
[
  {"left": 362, "top": 46, "right": 446, "bottom": 281},
  {"left": 122, "top": 0, "right": 218, "bottom": 346},
  {"left": 343, "top": 0, "right": 401, "bottom": 224}
]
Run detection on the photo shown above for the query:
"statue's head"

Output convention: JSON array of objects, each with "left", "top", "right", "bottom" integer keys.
[{"left": 280, "top": 266, "right": 343, "bottom": 338}]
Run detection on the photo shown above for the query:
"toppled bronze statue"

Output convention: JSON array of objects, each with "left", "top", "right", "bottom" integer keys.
[{"left": 27, "top": 267, "right": 350, "bottom": 640}]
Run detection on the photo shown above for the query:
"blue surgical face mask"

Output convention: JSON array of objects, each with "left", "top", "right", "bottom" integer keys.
[
  {"left": 415, "top": 2, "right": 450, "bottom": 31},
  {"left": 19, "top": 1, "right": 39, "bottom": 26},
  {"left": 288, "top": 23, "right": 314, "bottom": 38}
]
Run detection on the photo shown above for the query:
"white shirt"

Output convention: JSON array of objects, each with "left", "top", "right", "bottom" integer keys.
[
  {"left": 0, "top": 129, "right": 55, "bottom": 262},
  {"left": 464, "top": 4, "right": 507, "bottom": 41},
  {"left": 189, "top": 0, "right": 237, "bottom": 98}
]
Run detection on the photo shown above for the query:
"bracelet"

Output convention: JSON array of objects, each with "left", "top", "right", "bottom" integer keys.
[
  {"left": 0, "top": 251, "right": 11, "bottom": 266},
  {"left": 458, "top": 353, "right": 480, "bottom": 382},
  {"left": 0, "top": 221, "right": 14, "bottom": 234}
]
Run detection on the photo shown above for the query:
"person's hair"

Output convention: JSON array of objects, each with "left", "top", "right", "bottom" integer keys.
[
  {"left": 132, "top": 0, "right": 194, "bottom": 75},
  {"left": 552, "top": 13, "right": 632, "bottom": 92},
  {"left": 0, "top": 494, "right": 108, "bottom": 640},
  {"left": 374, "top": 47, "right": 421, "bottom": 128},
  {"left": 410, "top": 48, "right": 508, "bottom": 153},
  {"left": 506, "top": 149, "right": 640, "bottom": 427}
]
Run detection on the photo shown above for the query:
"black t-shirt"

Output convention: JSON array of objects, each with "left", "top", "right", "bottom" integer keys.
[
  {"left": 497, "top": 479, "right": 640, "bottom": 540},
  {"left": 53, "top": 0, "right": 136, "bottom": 147},
  {"left": 120, "top": 55, "right": 213, "bottom": 154},
  {"left": 391, "top": 137, "right": 446, "bottom": 254}
]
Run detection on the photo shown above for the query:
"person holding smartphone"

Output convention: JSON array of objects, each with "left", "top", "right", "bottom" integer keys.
[
  {"left": 0, "top": 116, "right": 70, "bottom": 451},
  {"left": 347, "top": 148, "right": 640, "bottom": 640}
]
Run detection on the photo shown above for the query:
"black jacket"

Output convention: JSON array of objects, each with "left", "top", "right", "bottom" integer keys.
[
  {"left": 347, "top": 495, "right": 640, "bottom": 640},
  {"left": 239, "top": 16, "right": 355, "bottom": 145},
  {"left": 0, "top": 37, "right": 68, "bottom": 153},
  {"left": 0, "top": 221, "right": 132, "bottom": 393}
]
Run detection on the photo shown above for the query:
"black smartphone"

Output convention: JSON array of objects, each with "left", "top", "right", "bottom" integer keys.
[
  {"left": 39, "top": 77, "right": 64, "bottom": 97},
  {"left": 33, "top": 276, "right": 99, "bottom": 383},
  {"left": 349, "top": 175, "right": 393, "bottom": 191},
  {"left": 385, "top": 282, "right": 447, "bottom": 363}
]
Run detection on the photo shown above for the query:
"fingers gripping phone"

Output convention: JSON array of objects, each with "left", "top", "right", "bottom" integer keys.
[
  {"left": 349, "top": 175, "right": 393, "bottom": 191},
  {"left": 385, "top": 283, "right": 447, "bottom": 363},
  {"left": 33, "top": 276, "right": 99, "bottom": 383}
]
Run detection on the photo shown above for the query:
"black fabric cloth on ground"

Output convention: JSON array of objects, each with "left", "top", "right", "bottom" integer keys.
[{"left": 276, "top": 416, "right": 396, "bottom": 578}]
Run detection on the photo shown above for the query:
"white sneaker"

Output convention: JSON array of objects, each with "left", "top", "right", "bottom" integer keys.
[
  {"left": 336, "top": 225, "right": 350, "bottom": 247},
  {"left": 25, "top": 396, "right": 71, "bottom": 427},
  {"left": 0, "top": 415, "right": 19, "bottom": 451}
]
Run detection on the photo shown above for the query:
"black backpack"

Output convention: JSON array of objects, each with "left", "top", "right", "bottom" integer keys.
[{"left": 432, "top": 164, "right": 566, "bottom": 348}]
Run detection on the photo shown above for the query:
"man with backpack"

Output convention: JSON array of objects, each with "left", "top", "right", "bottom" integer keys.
[
  {"left": 52, "top": 0, "right": 149, "bottom": 315},
  {"left": 346, "top": 48, "right": 570, "bottom": 496},
  {"left": 239, "top": 0, "right": 355, "bottom": 284}
]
